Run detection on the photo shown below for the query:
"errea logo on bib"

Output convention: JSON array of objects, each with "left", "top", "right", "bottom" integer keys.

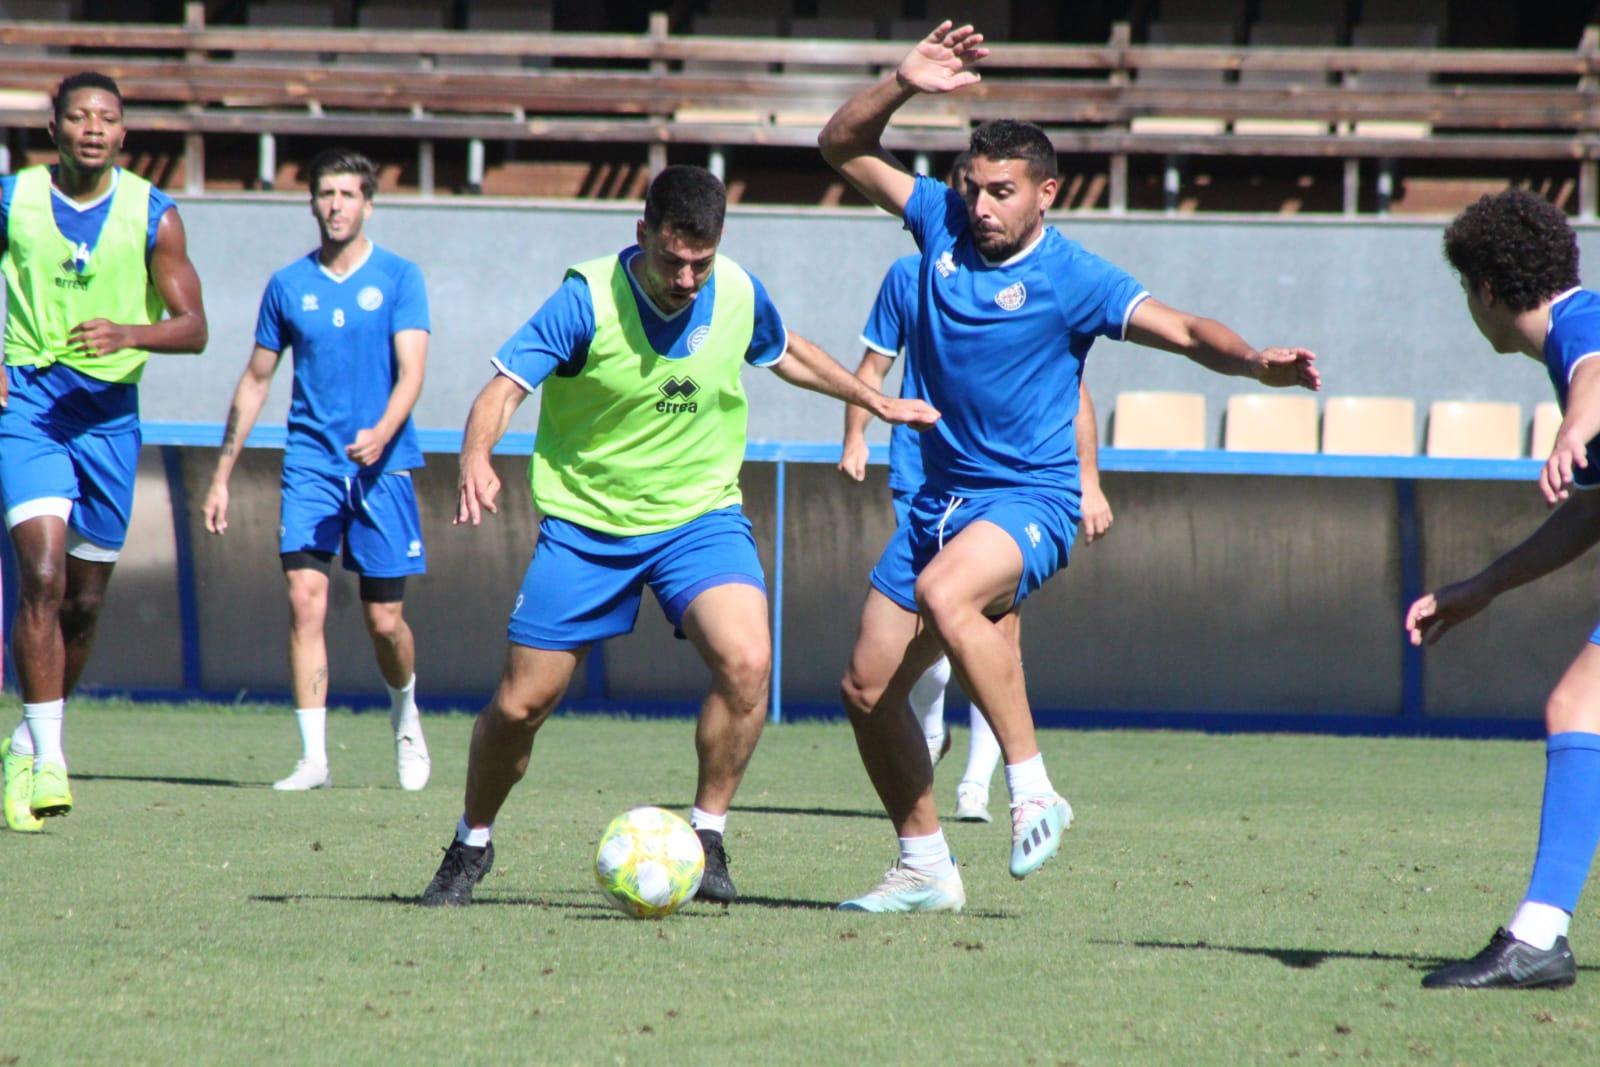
[
  {"left": 357, "top": 286, "right": 384, "bottom": 311},
  {"left": 995, "top": 281, "right": 1027, "bottom": 311}
]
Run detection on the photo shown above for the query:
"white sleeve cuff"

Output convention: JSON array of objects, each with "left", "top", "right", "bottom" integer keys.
[
  {"left": 1118, "top": 291, "right": 1151, "bottom": 341},
  {"left": 490, "top": 356, "right": 536, "bottom": 393}
]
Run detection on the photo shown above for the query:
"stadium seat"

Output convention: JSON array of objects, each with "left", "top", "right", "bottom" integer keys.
[
  {"left": 244, "top": 2, "right": 339, "bottom": 67},
  {"left": 1255, "top": 0, "right": 1348, "bottom": 27},
  {"left": 0, "top": 0, "right": 74, "bottom": 59},
  {"left": 1131, "top": 22, "right": 1236, "bottom": 137},
  {"left": 1233, "top": 23, "right": 1338, "bottom": 137},
  {"left": 1531, "top": 401, "right": 1562, "bottom": 459},
  {"left": 1346, "top": 24, "right": 1439, "bottom": 138},
  {"left": 680, "top": 16, "right": 782, "bottom": 125},
  {"left": 352, "top": 1, "right": 449, "bottom": 67},
  {"left": 1321, "top": 396, "right": 1417, "bottom": 456},
  {"left": 785, "top": 17, "right": 878, "bottom": 77},
  {"left": 1425, "top": 401, "right": 1522, "bottom": 459},
  {"left": 1112, "top": 392, "right": 1207, "bottom": 450},
  {"left": 1224, "top": 394, "right": 1318, "bottom": 453}
]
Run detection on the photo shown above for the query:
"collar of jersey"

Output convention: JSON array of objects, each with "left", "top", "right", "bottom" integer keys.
[
  {"left": 317, "top": 238, "right": 374, "bottom": 283},
  {"left": 49, "top": 165, "right": 118, "bottom": 214},
  {"left": 977, "top": 226, "right": 1047, "bottom": 269},
  {"left": 623, "top": 248, "right": 695, "bottom": 323},
  {"left": 1548, "top": 286, "right": 1583, "bottom": 338}
]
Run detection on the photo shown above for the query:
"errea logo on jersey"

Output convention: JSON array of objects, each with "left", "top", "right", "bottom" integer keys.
[
  {"left": 935, "top": 251, "right": 957, "bottom": 278},
  {"left": 657, "top": 376, "right": 700, "bottom": 414},
  {"left": 995, "top": 281, "right": 1027, "bottom": 311},
  {"left": 1025, "top": 522, "right": 1042, "bottom": 548},
  {"left": 301, "top": 293, "right": 319, "bottom": 312}
]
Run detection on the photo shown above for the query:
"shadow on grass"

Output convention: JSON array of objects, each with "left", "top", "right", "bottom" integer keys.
[
  {"left": 723, "top": 804, "right": 888, "bottom": 820},
  {"left": 1105, "top": 938, "right": 1600, "bottom": 974},
  {"left": 74, "top": 773, "right": 256, "bottom": 788},
  {"left": 251, "top": 892, "right": 616, "bottom": 909}
]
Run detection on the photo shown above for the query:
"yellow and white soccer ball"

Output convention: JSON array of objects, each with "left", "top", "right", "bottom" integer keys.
[{"left": 594, "top": 806, "right": 705, "bottom": 918}]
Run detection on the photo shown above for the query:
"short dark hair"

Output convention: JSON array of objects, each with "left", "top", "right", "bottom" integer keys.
[
  {"left": 53, "top": 72, "right": 122, "bottom": 124},
  {"left": 947, "top": 151, "right": 973, "bottom": 190},
  {"left": 307, "top": 148, "right": 379, "bottom": 200},
  {"left": 1443, "top": 189, "right": 1579, "bottom": 312},
  {"left": 968, "top": 120, "right": 1058, "bottom": 182},
  {"left": 642, "top": 165, "right": 726, "bottom": 242}
]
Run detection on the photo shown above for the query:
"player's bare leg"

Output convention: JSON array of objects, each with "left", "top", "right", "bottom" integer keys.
[
  {"left": 276, "top": 566, "right": 333, "bottom": 789},
  {"left": 916, "top": 520, "right": 1072, "bottom": 879},
  {"left": 842, "top": 590, "right": 946, "bottom": 835},
  {"left": 463, "top": 644, "right": 582, "bottom": 828},
  {"left": 837, "top": 590, "right": 965, "bottom": 912},
  {"left": 422, "top": 644, "right": 581, "bottom": 906},
  {"left": 363, "top": 598, "right": 427, "bottom": 789},
  {"left": 59, "top": 556, "right": 115, "bottom": 696},
  {"left": 680, "top": 582, "right": 772, "bottom": 902},
  {"left": 5, "top": 516, "right": 73, "bottom": 827}
]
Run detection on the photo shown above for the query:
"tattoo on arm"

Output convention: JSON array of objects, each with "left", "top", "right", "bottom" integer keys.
[{"left": 220, "top": 407, "right": 241, "bottom": 458}]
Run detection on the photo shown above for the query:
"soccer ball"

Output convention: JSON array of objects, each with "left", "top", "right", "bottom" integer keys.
[{"left": 594, "top": 806, "right": 705, "bottom": 918}]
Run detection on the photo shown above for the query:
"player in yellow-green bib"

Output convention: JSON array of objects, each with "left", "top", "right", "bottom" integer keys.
[
  {"left": 0, "top": 73, "right": 208, "bottom": 834},
  {"left": 421, "top": 166, "right": 938, "bottom": 906}
]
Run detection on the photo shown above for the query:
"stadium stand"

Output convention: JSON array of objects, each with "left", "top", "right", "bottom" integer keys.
[
  {"left": 1321, "top": 397, "right": 1418, "bottom": 457},
  {"left": 1531, "top": 401, "right": 1563, "bottom": 460},
  {"left": 1223, "top": 393, "right": 1318, "bottom": 453},
  {"left": 1425, "top": 400, "right": 1523, "bottom": 459},
  {"left": 1112, "top": 391, "right": 1208, "bottom": 450}
]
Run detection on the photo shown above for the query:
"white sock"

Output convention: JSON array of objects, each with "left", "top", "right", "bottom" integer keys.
[
  {"left": 910, "top": 657, "right": 951, "bottom": 742},
  {"left": 295, "top": 707, "right": 328, "bottom": 765},
  {"left": 899, "top": 830, "right": 956, "bottom": 879},
  {"left": 387, "top": 674, "right": 419, "bottom": 734},
  {"left": 23, "top": 700, "right": 65, "bottom": 766},
  {"left": 9, "top": 720, "right": 34, "bottom": 757},
  {"left": 455, "top": 816, "right": 491, "bottom": 848},
  {"left": 690, "top": 807, "right": 727, "bottom": 835},
  {"left": 1509, "top": 900, "right": 1571, "bottom": 951},
  {"left": 959, "top": 706, "right": 1003, "bottom": 793},
  {"left": 1004, "top": 752, "right": 1055, "bottom": 802}
]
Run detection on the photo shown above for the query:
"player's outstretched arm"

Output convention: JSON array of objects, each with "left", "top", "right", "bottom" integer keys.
[
  {"left": 348, "top": 328, "right": 428, "bottom": 467},
  {"left": 839, "top": 349, "right": 894, "bottom": 482},
  {"left": 203, "top": 343, "right": 283, "bottom": 535},
  {"left": 457, "top": 373, "right": 528, "bottom": 527},
  {"left": 1542, "top": 359, "right": 1600, "bottom": 505},
  {"left": 773, "top": 332, "right": 939, "bottom": 429},
  {"left": 1125, "top": 299, "right": 1319, "bottom": 391},
  {"left": 818, "top": 21, "right": 988, "bottom": 217},
  {"left": 70, "top": 208, "right": 208, "bottom": 359},
  {"left": 1406, "top": 489, "right": 1600, "bottom": 646},
  {"left": 1077, "top": 382, "right": 1113, "bottom": 543}
]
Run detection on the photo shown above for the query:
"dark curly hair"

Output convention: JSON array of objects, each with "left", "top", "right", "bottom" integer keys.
[
  {"left": 968, "top": 120, "right": 1058, "bottom": 182},
  {"left": 643, "top": 165, "right": 726, "bottom": 242},
  {"left": 1443, "top": 190, "right": 1579, "bottom": 311}
]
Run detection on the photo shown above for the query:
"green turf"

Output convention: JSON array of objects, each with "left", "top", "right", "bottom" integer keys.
[{"left": 2, "top": 698, "right": 1597, "bottom": 1065}]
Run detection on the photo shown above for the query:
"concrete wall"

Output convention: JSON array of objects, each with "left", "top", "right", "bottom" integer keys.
[{"left": 53, "top": 196, "right": 1600, "bottom": 452}]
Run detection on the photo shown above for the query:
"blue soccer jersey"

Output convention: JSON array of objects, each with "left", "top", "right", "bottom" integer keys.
[
  {"left": 901, "top": 175, "right": 1148, "bottom": 497},
  {"left": 1543, "top": 287, "right": 1600, "bottom": 488},
  {"left": 860, "top": 254, "right": 926, "bottom": 493},
  {"left": 491, "top": 245, "right": 787, "bottom": 389},
  {"left": 255, "top": 243, "right": 430, "bottom": 475},
  {"left": 0, "top": 167, "right": 176, "bottom": 433}
]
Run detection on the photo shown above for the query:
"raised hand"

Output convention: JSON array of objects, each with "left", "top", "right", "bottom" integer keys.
[{"left": 897, "top": 21, "right": 989, "bottom": 95}]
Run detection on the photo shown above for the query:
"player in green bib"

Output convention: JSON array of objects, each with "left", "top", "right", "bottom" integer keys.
[
  {"left": 421, "top": 166, "right": 937, "bottom": 906},
  {"left": 0, "top": 73, "right": 207, "bottom": 834}
]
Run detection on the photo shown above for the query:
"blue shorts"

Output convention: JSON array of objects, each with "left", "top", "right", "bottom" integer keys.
[
  {"left": 279, "top": 467, "right": 426, "bottom": 578},
  {"left": 0, "top": 402, "right": 139, "bottom": 551},
  {"left": 891, "top": 487, "right": 916, "bottom": 528},
  {"left": 508, "top": 505, "right": 766, "bottom": 651},
  {"left": 870, "top": 486, "right": 1078, "bottom": 614}
]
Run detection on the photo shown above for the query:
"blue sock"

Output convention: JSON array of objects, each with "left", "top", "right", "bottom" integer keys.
[{"left": 1524, "top": 732, "right": 1600, "bottom": 913}]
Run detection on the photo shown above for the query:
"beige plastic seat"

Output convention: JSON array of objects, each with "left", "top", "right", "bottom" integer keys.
[
  {"left": 1425, "top": 401, "right": 1522, "bottom": 459},
  {"left": 1321, "top": 396, "right": 1417, "bottom": 456},
  {"left": 1224, "top": 394, "right": 1318, "bottom": 453},
  {"left": 1130, "top": 22, "right": 1235, "bottom": 137},
  {"left": 1531, "top": 401, "right": 1563, "bottom": 458},
  {"left": 1112, "top": 392, "right": 1207, "bottom": 450}
]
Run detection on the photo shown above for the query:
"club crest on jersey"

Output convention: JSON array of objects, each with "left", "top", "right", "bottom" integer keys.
[
  {"left": 935, "top": 251, "right": 957, "bottom": 278},
  {"left": 358, "top": 286, "right": 384, "bottom": 311},
  {"left": 686, "top": 324, "right": 710, "bottom": 353},
  {"left": 657, "top": 376, "right": 699, "bottom": 413},
  {"left": 995, "top": 281, "right": 1027, "bottom": 312},
  {"left": 301, "top": 293, "right": 320, "bottom": 312}
]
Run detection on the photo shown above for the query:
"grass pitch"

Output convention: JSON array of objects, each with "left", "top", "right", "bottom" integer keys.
[{"left": 3, "top": 698, "right": 1598, "bottom": 1066}]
